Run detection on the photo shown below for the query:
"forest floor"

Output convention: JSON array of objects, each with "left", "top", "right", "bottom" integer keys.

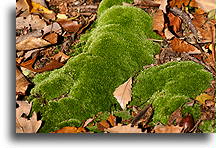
[{"left": 16, "top": 0, "right": 215, "bottom": 133}]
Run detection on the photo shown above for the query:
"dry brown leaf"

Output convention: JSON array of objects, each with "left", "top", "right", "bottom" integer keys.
[
  {"left": 154, "top": 125, "right": 183, "bottom": 133},
  {"left": 20, "top": 55, "right": 65, "bottom": 73},
  {"left": 16, "top": 37, "right": 51, "bottom": 51},
  {"left": 16, "top": 101, "right": 41, "bottom": 133},
  {"left": 83, "top": 118, "right": 94, "bottom": 128},
  {"left": 51, "top": 51, "right": 70, "bottom": 63},
  {"left": 169, "top": 0, "right": 190, "bottom": 8},
  {"left": 58, "top": 20, "right": 82, "bottom": 33},
  {"left": 159, "top": 0, "right": 168, "bottom": 13},
  {"left": 107, "top": 114, "right": 116, "bottom": 127},
  {"left": 16, "top": 68, "right": 30, "bottom": 95},
  {"left": 43, "top": 32, "right": 58, "bottom": 44},
  {"left": 105, "top": 124, "right": 142, "bottom": 133},
  {"left": 52, "top": 127, "right": 86, "bottom": 133},
  {"left": 167, "top": 12, "right": 182, "bottom": 33},
  {"left": 97, "top": 120, "right": 111, "bottom": 131},
  {"left": 43, "top": 22, "right": 62, "bottom": 35},
  {"left": 195, "top": 0, "right": 216, "bottom": 12},
  {"left": 16, "top": 14, "right": 47, "bottom": 30},
  {"left": 170, "top": 37, "right": 201, "bottom": 54},
  {"left": 113, "top": 77, "right": 132, "bottom": 109},
  {"left": 153, "top": 10, "right": 165, "bottom": 37},
  {"left": 168, "top": 108, "right": 182, "bottom": 125}
]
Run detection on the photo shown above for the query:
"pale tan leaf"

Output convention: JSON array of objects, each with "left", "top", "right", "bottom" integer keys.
[
  {"left": 164, "top": 28, "right": 174, "bottom": 39},
  {"left": 16, "top": 112, "right": 42, "bottom": 133},
  {"left": 195, "top": 0, "right": 216, "bottom": 12},
  {"left": 154, "top": 125, "right": 183, "bottom": 133},
  {"left": 16, "top": 14, "right": 47, "bottom": 30},
  {"left": 16, "top": 37, "right": 51, "bottom": 50},
  {"left": 105, "top": 124, "right": 142, "bottom": 133},
  {"left": 159, "top": 0, "right": 168, "bottom": 13},
  {"left": 113, "top": 77, "right": 132, "bottom": 109},
  {"left": 16, "top": 68, "right": 30, "bottom": 95},
  {"left": 16, "top": 101, "right": 32, "bottom": 117}
]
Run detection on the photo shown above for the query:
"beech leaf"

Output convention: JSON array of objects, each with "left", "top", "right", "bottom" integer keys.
[{"left": 113, "top": 77, "right": 132, "bottom": 109}]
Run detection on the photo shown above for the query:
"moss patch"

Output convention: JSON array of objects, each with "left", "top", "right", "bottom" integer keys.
[
  {"left": 30, "top": 5, "right": 160, "bottom": 133},
  {"left": 131, "top": 61, "right": 212, "bottom": 125}
]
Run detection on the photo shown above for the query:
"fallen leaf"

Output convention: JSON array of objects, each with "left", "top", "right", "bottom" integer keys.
[
  {"left": 16, "top": 67, "right": 30, "bottom": 95},
  {"left": 170, "top": 37, "right": 201, "bottom": 54},
  {"left": 51, "top": 51, "right": 70, "bottom": 63},
  {"left": 43, "top": 32, "right": 58, "bottom": 44},
  {"left": 154, "top": 124, "right": 183, "bottom": 133},
  {"left": 153, "top": 10, "right": 165, "bottom": 37},
  {"left": 167, "top": 12, "right": 182, "bottom": 33},
  {"left": 179, "top": 114, "right": 194, "bottom": 132},
  {"left": 43, "top": 22, "right": 62, "bottom": 35},
  {"left": 58, "top": 20, "right": 82, "bottom": 33},
  {"left": 16, "top": 14, "right": 47, "bottom": 30},
  {"left": 195, "top": 93, "right": 213, "bottom": 105},
  {"left": 16, "top": 36, "right": 51, "bottom": 50},
  {"left": 107, "top": 114, "right": 116, "bottom": 127},
  {"left": 164, "top": 28, "right": 175, "bottom": 39},
  {"left": 159, "top": 0, "right": 168, "bottom": 13},
  {"left": 195, "top": 0, "right": 216, "bottom": 12},
  {"left": 52, "top": 127, "right": 86, "bottom": 133},
  {"left": 168, "top": 108, "right": 182, "bottom": 125},
  {"left": 97, "top": 120, "right": 110, "bottom": 131},
  {"left": 113, "top": 77, "right": 132, "bottom": 109},
  {"left": 16, "top": 101, "right": 41, "bottom": 133},
  {"left": 83, "top": 118, "right": 94, "bottom": 128},
  {"left": 20, "top": 55, "right": 65, "bottom": 73},
  {"left": 105, "top": 124, "right": 142, "bottom": 133},
  {"left": 57, "top": 13, "right": 68, "bottom": 20}
]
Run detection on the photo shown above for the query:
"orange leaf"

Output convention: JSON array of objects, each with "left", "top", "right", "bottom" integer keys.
[
  {"left": 167, "top": 12, "right": 182, "bottom": 33},
  {"left": 153, "top": 10, "right": 165, "bottom": 37},
  {"left": 170, "top": 37, "right": 201, "bottom": 54},
  {"left": 52, "top": 127, "right": 86, "bottom": 133}
]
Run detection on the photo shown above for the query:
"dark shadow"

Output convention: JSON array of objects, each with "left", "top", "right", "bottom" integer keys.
[{"left": 10, "top": 6, "right": 212, "bottom": 144}]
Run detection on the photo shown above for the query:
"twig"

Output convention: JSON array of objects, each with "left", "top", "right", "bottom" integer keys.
[
  {"left": 169, "top": 7, "right": 198, "bottom": 40},
  {"left": 131, "top": 104, "right": 152, "bottom": 126},
  {"left": 189, "top": 119, "right": 202, "bottom": 133},
  {"left": 182, "top": 53, "right": 215, "bottom": 76}
]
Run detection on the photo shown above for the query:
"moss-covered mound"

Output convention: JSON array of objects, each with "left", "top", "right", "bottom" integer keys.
[
  {"left": 30, "top": 5, "right": 160, "bottom": 132},
  {"left": 131, "top": 61, "right": 213, "bottom": 125}
]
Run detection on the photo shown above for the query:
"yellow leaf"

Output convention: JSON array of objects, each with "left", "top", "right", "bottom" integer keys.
[
  {"left": 25, "top": 0, "right": 53, "bottom": 14},
  {"left": 195, "top": 93, "right": 213, "bottom": 105}
]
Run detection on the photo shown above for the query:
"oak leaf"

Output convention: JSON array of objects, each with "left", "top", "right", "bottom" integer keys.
[
  {"left": 16, "top": 101, "right": 42, "bottom": 133},
  {"left": 113, "top": 77, "right": 132, "bottom": 109}
]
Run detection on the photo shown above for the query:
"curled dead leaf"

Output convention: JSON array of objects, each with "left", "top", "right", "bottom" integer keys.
[
  {"left": 153, "top": 10, "right": 165, "bottom": 37},
  {"left": 58, "top": 20, "right": 82, "bottom": 33}
]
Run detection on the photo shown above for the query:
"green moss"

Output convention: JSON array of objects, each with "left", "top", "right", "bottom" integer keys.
[
  {"left": 113, "top": 110, "right": 132, "bottom": 120},
  {"left": 199, "top": 120, "right": 215, "bottom": 133},
  {"left": 131, "top": 61, "right": 212, "bottom": 125},
  {"left": 182, "top": 103, "right": 201, "bottom": 121},
  {"left": 97, "top": 0, "right": 133, "bottom": 16},
  {"left": 30, "top": 5, "right": 160, "bottom": 132}
]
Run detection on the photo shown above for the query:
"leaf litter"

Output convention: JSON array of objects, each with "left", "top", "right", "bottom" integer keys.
[{"left": 16, "top": 0, "right": 215, "bottom": 133}]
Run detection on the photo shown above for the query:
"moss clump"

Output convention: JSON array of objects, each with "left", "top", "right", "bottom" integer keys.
[
  {"left": 97, "top": 0, "right": 133, "bottom": 16},
  {"left": 30, "top": 5, "right": 160, "bottom": 132},
  {"left": 131, "top": 61, "right": 212, "bottom": 125},
  {"left": 199, "top": 120, "right": 215, "bottom": 133}
]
